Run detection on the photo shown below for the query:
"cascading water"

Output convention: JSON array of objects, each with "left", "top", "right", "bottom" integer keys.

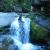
[{"left": 9, "top": 15, "right": 44, "bottom": 50}]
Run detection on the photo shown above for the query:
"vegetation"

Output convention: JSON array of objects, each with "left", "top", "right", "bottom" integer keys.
[
  {"left": 30, "top": 20, "right": 47, "bottom": 40},
  {"left": 30, "top": 14, "right": 50, "bottom": 44},
  {"left": 0, "top": 0, "right": 31, "bottom": 12},
  {"left": 0, "top": 0, "right": 50, "bottom": 49}
]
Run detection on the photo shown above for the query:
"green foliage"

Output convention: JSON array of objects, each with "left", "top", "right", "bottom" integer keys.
[
  {"left": 18, "top": 0, "right": 31, "bottom": 9},
  {"left": 0, "top": 0, "right": 31, "bottom": 12},
  {"left": 30, "top": 20, "right": 47, "bottom": 40},
  {"left": 0, "top": 0, "right": 18, "bottom": 11},
  {"left": 3, "top": 0, "right": 18, "bottom": 6}
]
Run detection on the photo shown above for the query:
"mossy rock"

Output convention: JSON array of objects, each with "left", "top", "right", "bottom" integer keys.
[
  {"left": 30, "top": 20, "right": 47, "bottom": 39},
  {"left": 29, "top": 13, "right": 50, "bottom": 42},
  {"left": 30, "top": 20, "right": 50, "bottom": 41},
  {"left": 0, "top": 35, "right": 14, "bottom": 50},
  {"left": 30, "top": 20, "right": 50, "bottom": 45}
]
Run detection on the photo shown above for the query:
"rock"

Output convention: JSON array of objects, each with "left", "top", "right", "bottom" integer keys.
[
  {"left": 0, "top": 35, "right": 14, "bottom": 50},
  {"left": 0, "top": 12, "right": 16, "bottom": 27},
  {"left": 7, "top": 44, "right": 19, "bottom": 50},
  {"left": 30, "top": 14, "right": 50, "bottom": 44}
]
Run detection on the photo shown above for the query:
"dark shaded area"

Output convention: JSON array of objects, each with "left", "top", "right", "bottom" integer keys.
[
  {"left": 0, "top": 0, "right": 50, "bottom": 15},
  {"left": 30, "top": 13, "right": 50, "bottom": 50},
  {"left": 31, "top": 0, "right": 50, "bottom": 17},
  {"left": 0, "top": 0, "right": 31, "bottom": 13}
]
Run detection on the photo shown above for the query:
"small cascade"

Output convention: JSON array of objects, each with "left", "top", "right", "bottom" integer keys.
[
  {"left": 18, "top": 16, "right": 30, "bottom": 43},
  {"left": 10, "top": 15, "right": 44, "bottom": 50},
  {"left": 11, "top": 14, "right": 30, "bottom": 43},
  {"left": 0, "top": 13, "right": 46, "bottom": 50}
]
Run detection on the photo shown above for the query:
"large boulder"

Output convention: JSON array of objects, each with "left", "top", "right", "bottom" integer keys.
[
  {"left": 0, "top": 35, "right": 19, "bottom": 50},
  {"left": 30, "top": 13, "right": 50, "bottom": 44},
  {"left": 0, "top": 12, "right": 17, "bottom": 27}
]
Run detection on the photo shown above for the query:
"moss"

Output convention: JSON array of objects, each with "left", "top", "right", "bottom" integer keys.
[
  {"left": 29, "top": 12, "right": 50, "bottom": 42},
  {"left": 30, "top": 20, "right": 47, "bottom": 40},
  {"left": 0, "top": 37, "right": 14, "bottom": 50}
]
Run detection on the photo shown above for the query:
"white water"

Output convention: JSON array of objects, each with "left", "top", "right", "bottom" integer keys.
[
  {"left": 0, "top": 12, "right": 17, "bottom": 27},
  {"left": 10, "top": 16, "right": 44, "bottom": 50}
]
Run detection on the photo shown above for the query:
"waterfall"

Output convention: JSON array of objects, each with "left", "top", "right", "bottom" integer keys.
[
  {"left": 9, "top": 16, "right": 44, "bottom": 50},
  {"left": 0, "top": 13, "right": 45, "bottom": 50},
  {"left": 11, "top": 16, "right": 30, "bottom": 43},
  {"left": 10, "top": 16, "right": 31, "bottom": 50}
]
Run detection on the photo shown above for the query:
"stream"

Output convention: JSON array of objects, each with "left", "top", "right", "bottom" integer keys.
[{"left": 0, "top": 12, "right": 50, "bottom": 50}]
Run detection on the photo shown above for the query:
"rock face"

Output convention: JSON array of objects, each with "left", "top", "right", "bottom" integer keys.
[
  {"left": 30, "top": 14, "right": 50, "bottom": 45},
  {"left": 0, "top": 12, "right": 17, "bottom": 27},
  {"left": 0, "top": 35, "right": 19, "bottom": 50}
]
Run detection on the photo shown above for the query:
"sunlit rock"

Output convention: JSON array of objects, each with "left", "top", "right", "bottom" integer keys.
[{"left": 0, "top": 12, "right": 17, "bottom": 27}]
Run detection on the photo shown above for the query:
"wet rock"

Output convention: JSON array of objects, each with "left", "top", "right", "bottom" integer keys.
[
  {"left": 7, "top": 44, "right": 19, "bottom": 50},
  {"left": 0, "top": 35, "right": 14, "bottom": 50},
  {"left": 30, "top": 14, "right": 50, "bottom": 45}
]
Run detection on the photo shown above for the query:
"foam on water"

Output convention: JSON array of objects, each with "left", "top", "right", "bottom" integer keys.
[{"left": 10, "top": 16, "right": 44, "bottom": 50}]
